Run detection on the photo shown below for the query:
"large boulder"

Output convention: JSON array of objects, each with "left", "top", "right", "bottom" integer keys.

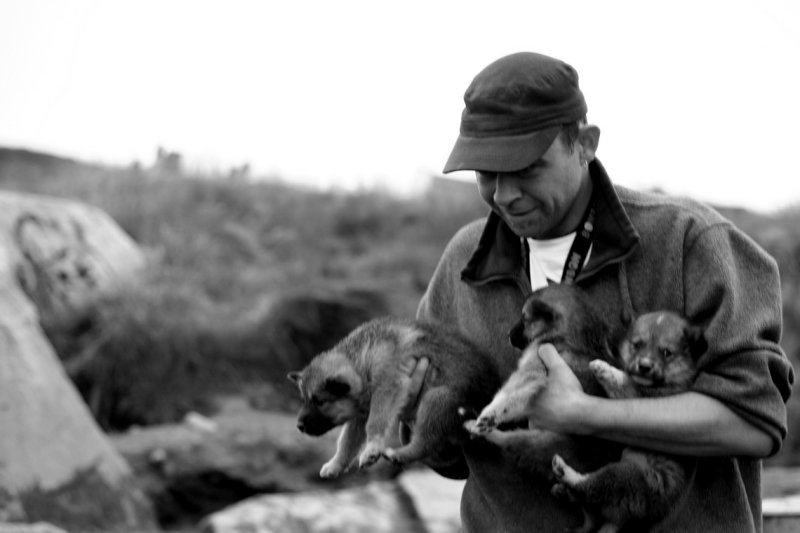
[
  {"left": 200, "top": 480, "right": 429, "bottom": 533},
  {"left": 199, "top": 469, "right": 465, "bottom": 533},
  {"left": 0, "top": 192, "right": 156, "bottom": 530}
]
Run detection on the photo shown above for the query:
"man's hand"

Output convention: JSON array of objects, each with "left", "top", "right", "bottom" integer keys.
[
  {"left": 398, "top": 357, "right": 430, "bottom": 433},
  {"left": 532, "top": 344, "right": 773, "bottom": 457},
  {"left": 525, "top": 343, "right": 589, "bottom": 433}
]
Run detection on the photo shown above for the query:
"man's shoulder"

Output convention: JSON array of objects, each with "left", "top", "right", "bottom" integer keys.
[
  {"left": 614, "top": 184, "right": 731, "bottom": 234},
  {"left": 444, "top": 217, "right": 488, "bottom": 257}
]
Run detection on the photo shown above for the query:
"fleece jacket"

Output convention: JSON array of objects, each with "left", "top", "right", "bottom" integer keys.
[{"left": 416, "top": 159, "right": 795, "bottom": 533}]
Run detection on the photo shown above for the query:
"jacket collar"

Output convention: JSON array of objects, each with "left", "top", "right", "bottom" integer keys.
[{"left": 461, "top": 159, "right": 640, "bottom": 285}]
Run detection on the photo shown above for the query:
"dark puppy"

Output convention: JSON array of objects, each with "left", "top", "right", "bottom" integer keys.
[
  {"left": 467, "top": 284, "right": 618, "bottom": 434},
  {"left": 462, "top": 284, "right": 622, "bottom": 480},
  {"left": 288, "top": 316, "right": 502, "bottom": 478},
  {"left": 551, "top": 310, "right": 707, "bottom": 533}
]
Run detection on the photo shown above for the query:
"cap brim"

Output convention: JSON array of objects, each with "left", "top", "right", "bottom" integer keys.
[{"left": 442, "top": 126, "right": 561, "bottom": 174}]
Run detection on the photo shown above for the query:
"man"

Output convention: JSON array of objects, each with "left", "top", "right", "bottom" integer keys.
[{"left": 412, "top": 52, "right": 794, "bottom": 532}]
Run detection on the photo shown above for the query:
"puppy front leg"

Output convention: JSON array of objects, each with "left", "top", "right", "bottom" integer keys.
[
  {"left": 470, "top": 344, "right": 547, "bottom": 434},
  {"left": 589, "top": 360, "right": 636, "bottom": 399},
  {"left": 321, "top": 419, "right": 366, "bottom": 478}
]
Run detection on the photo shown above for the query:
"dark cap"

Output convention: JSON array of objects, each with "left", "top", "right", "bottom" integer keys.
[{"left": 443, "top": 52, "right": 587, "bottom": 174}]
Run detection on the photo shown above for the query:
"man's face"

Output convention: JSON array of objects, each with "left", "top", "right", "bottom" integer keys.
[{"left": 476, "top": 135, "right": 589, "bottom": 240}]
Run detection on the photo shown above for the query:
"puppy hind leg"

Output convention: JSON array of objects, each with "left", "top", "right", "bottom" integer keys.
[
  {"left": 384, "top": 387, "right": 457, "bottom": 465},
  {"left": 359, "top": 378, "right": 410, "bottom": 468},
  {"left": 487, "top": 429, "right": 570, "bottom": 481},
  {"left": 555, "top": 456, "right": 649, "bottom": 532}
]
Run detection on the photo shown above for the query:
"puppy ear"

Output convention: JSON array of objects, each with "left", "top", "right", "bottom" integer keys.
[
  {"left": 687, "top": 326, "right": 708, "bottom": 358},
  {"left": 324, "top": 377, "right": 351, "bottom": 397},
  {"left": 530, "top": 301, "right": 557, "bottom": 324},
  {"left": 287, "top": 371, "right": 302, "bottom": 384},
  {"left": 508, "top": 321, "right": 527, "bottom": 350}
]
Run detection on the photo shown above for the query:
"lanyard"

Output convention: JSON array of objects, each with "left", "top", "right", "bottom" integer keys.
[{"left": 560, "top": 200, "right": 596, "bottom": 285}]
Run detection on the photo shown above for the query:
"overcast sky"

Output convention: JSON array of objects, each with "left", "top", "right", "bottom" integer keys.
[{"left": 1, "top": 0, "right": 798, "bottom": 212}]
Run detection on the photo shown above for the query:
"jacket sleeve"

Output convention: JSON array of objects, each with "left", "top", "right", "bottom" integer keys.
[{"left": 683, "top": 223, "right": 795, "bottom": 456}]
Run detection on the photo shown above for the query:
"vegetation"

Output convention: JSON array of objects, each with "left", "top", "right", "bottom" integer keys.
[{"left": 1, "top": 147, "right": 797, "bottom": 466}]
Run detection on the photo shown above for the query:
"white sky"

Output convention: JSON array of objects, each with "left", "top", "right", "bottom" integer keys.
[{"left": 1, "top": 0, "right": 798, "bottom": 212}]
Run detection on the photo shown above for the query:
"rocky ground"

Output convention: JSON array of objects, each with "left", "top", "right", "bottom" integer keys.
[{"left": 108, "top": 389, "right": 800, "bottom": 533}]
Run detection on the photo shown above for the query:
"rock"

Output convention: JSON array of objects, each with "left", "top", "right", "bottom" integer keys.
[
  {"left": 0, "top": 192, "right": 155, "bottom": 530},
  {"left": 200, "top": 480, "right": 429, "bottom": 533},
  {"left": 0, "top": 523, "right": 69, "bottom": 533},
  {"left": 111, "top": 396, "right": 399, "bottom": 529}
]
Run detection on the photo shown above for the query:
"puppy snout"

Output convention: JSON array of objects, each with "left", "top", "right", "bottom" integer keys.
[
  {"left": 509, "top": 322, "right": 528, "bottom": 350},
  {"left": 296, "top": 420, "right": 306, "bottom": 433},
  {"left": 636, "top": 359, "right": 654, "bottom": 376}
]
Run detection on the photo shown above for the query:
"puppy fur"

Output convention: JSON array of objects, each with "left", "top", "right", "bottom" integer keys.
[
  {"left": 468, "top": 284, "right": 619, "bottom": 434},
  {"left": 551, "top": 310, "right": 707, "bottom": 533},
  {"left": 288, "top": 316, "right": 502, "bottom": 478},
  {"left": 462, "top": 284, "right": 623, "bottom": 481}
]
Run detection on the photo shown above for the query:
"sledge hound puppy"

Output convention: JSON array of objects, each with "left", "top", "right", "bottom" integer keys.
[
  {"left": 289, "top": 316, "right": 502, "bottom": 478},
  {"left": 462, "top": 284, "right": 622, "bottom": 481},
  {"left": 551, "top": 310, "right": 706, "bottom": 533}
]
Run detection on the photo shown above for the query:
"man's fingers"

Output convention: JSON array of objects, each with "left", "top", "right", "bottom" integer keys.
[
  {"left": 411, "top": 357, "right": 430, "bottom": 385},
  {"left": 538, "top": 343, "right": 566, "bottom": 370}
]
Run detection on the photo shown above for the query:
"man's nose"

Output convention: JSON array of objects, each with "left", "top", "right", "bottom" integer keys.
[{"left": 493, "top": 174, "right": 522, "bottom": 206}]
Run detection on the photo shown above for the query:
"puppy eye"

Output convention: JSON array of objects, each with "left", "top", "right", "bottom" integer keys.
[
  {"left": 661, "top": 348, "right": 673, "bottom": 359},
  {"left": 311, "top": 395, "right": 327, "bottom": 407},
  {"left": 632, "top": 340, "right": 645, "bottom": 350}
]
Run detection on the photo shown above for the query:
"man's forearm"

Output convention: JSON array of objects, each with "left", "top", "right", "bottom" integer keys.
[{"left": 569, "top": 391, "right": 773, "bottom": 457}]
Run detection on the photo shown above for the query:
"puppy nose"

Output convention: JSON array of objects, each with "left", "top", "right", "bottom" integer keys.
[
  {"left": 296, "top": 421, "right": 305, "bottom": 432},
  {"left": 637, "top": 359, "right": 654, "bottom": 375}
]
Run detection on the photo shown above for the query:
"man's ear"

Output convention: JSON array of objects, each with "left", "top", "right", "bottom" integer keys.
[{"left": 578, "top": 124, "right": 601, "bottom": 162}]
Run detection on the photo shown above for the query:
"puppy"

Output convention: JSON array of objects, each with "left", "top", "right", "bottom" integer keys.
[
  {"left": 462, "top": 284, "right": 622, "bottom": 480},
  {"left": 551, "top": 310, "right": 707, "bottom": 533},
  {"left": 288, "top": 316, "right": 502, "bottom": 478},
  {"left": 467, "top": 284, "right": 618, "bottom": 435}
]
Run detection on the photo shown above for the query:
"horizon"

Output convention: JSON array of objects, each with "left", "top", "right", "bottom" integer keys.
[{"left": 2, "top": 0, "right": 798, "bottom": 213}]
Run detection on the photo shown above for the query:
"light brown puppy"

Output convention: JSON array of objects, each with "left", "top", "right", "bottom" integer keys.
[
  {"left": 288, "top": 316, "right": 502, "bottom": 478},
  {"left": 551, "top": 310, "right": 707, "bottom": 533}
]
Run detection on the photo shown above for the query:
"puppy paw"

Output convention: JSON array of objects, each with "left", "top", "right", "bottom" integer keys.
[
  {"left": 551, "top": 482, "right": 572, "bottom": 502},
  {"left": 589, "top": 359, "right": 613, "bottom": 376},
  {"left": 472, "top": 414, "right": 497, "bottom": 435},
  {"left": 590, "top": 359, "right": 622, "bottom": 382},
  {"left": 358, "top": 442, "right": 383, "bottom": 469},
  {"left": 319, "top": 460, "right": 345, "bottom": 479},
  {"left": 382, "top": 448, "right": 403, "bottom": 465},
  {"left": 552, "top": 454, "right": 585, "bottom": 487},
  {"left": 462, "top": 418, "right": 483, "bottom": 436},
  {"left": 552, "top": 454, "right": 567, "bottom": 477}
]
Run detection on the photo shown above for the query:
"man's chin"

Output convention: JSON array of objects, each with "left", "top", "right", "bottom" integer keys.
[{"left": 505, "top": 218, "right": 547, "bottom": 239}]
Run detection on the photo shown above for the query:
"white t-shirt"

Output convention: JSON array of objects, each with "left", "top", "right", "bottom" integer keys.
[{"left": 527, "top": 233, "right": 592, "bottom": 291}]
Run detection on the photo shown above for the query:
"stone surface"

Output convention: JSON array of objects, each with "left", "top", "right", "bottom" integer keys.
[
  {"left": 200, "top": 480, "right": 429, "bottom": 533},
  {"left": 0, "top": 191, "right": 154, "bottom": 530},
  {"left": 111, "top": 396, "right": 399, "bottom": 529}
]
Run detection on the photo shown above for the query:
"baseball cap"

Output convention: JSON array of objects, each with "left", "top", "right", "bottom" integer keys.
[{"left": 443, "top": 52, "right": 587, "bottom": 174}]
